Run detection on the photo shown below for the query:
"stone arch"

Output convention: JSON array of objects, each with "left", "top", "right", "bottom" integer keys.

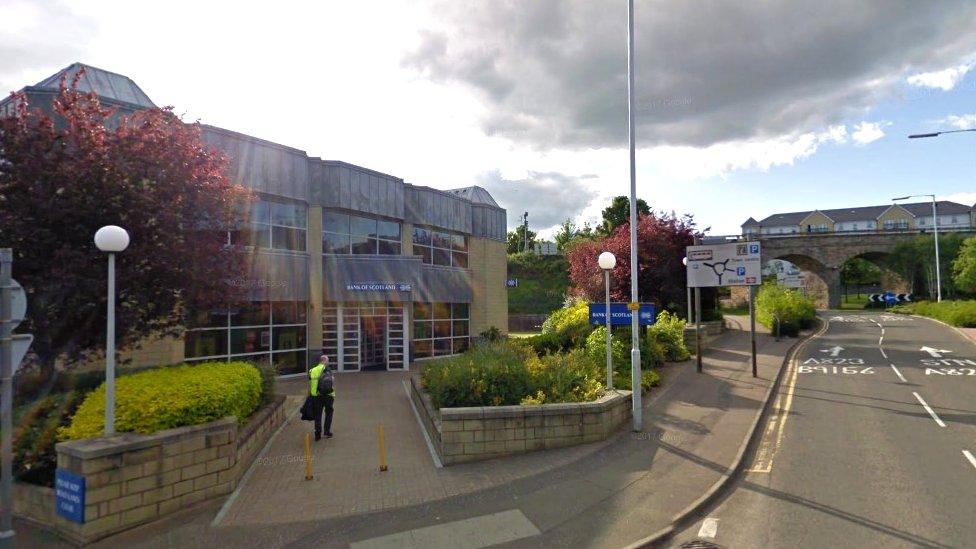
[
  {"left": 840, "top": 250, "right": 911, "bottom": 296},
  {"left": 773, "top": 253, "right": 838, "bottom": 309}
]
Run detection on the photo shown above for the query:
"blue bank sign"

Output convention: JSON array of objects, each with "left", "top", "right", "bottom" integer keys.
[
  {"left": 588, "top": 303, "right": 657, "bottom": 326},
  {"left": 346, "top": 282, "right": 412, "bottom": 292},
  {"left": 55, "top": 469, "right": 86, "bottom": 523}
]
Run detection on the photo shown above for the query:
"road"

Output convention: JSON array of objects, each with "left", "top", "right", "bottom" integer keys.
[{"left": 669, "top": 311, "right": 976, "bottom": 549}]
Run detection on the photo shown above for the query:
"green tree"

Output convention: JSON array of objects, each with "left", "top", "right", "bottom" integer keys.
[
  {"left": 599, "top": 196, "right": 650, "bottom": 236},
  {"left": 507, "top": 225, "right": 537, "bottom": 254},
  {"left": 953, "top": 237, "right": 976, "bottom": 293},
  {"left": 840, "top": 257, "right": 881, "bottom": 296},
  {"left": 553, "top": 219, "right": 577, "bottom": 253}
]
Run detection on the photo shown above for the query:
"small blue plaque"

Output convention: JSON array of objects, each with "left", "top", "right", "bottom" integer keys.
[{"left": 55, "top": 469, "right": 86, "bottom": 523}]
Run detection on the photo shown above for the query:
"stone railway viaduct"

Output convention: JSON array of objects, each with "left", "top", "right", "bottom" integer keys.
[{"left": 734, "top": 231, "right": 976, "bottom": 309}]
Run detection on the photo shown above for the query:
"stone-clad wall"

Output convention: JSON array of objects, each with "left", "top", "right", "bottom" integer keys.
[
  {"left": 27, "top": 395, "right": 286, "bottom": 545},
  {"left": 410, "top": 376, "right": 630, "bottom": 465}
]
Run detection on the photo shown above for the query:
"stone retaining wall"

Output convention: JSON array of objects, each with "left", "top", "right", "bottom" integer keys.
[
  {"left": 410, "top": 376, "right": 631, "bottom": 465},
  {"left": 684, "top": 320, "right": 726, "bottom": 350},
  {"left": 21, "top": 395, "right": 286, "bottom": 545}
]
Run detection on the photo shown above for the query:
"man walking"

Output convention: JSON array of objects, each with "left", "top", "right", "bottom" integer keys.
[{"left": 308, "top": 355, "right": 335, "bottom": 441}]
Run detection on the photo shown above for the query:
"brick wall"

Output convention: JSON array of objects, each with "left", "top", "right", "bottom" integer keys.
[
  {"left": 39, "top": 395, "right": 286, "bottom": 544},
  {"left": 410, "top": 376, "right": 630, "bottom": 465}
]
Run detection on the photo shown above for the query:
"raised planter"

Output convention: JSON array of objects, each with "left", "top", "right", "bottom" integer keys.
[
  {"left": 17, "top": 394, "right": 286, "bottom": 545},
  {"left": 410, "top": 376, "right": 631, "bottom": 465}
]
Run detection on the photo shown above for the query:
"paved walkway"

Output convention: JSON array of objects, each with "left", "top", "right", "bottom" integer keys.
[
  {"left": 220, "top": 372, "right": 614, "bottom": 525},
  {"left": 59, "top": 316, "right": 805, "bottom": 548}
]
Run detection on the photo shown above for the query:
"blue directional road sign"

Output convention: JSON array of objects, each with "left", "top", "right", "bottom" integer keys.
[{"left": 588, "top": 303, "right": 657, "bottom": 326}]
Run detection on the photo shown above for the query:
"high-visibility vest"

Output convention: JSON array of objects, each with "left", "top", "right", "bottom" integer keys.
[{"left": 308, "top": 363, "right": 335, "bottom": 397}]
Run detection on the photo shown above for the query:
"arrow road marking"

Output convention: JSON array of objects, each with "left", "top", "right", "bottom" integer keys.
[
  {"left": 820, "top": 346, "right": 844, "bottom": 357},
  {"left": 913, "top": 392, "right": 946, "bottom": 428},
  {"left": 698, "top": 517, "right": 719, "bottom": 539},
  {"left": 920, "top": 346, "right": 953, "bottom": 358}
]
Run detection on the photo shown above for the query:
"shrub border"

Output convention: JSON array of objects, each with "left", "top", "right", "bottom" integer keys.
[{"left": 16, "top": 395, "right": 286, "bottom": 545}]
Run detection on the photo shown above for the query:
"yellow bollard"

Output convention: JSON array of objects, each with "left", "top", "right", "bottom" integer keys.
[
  {"left": 304, "top": 432, "right": 313, "bottom": 480},
  {"left": 378, "top": 424, "right": 389, "bottom": 472}
]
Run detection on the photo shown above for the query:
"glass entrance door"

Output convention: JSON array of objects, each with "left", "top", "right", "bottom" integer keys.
[{"left": 360, "top": 316, "right": 387, "bottom": 370}]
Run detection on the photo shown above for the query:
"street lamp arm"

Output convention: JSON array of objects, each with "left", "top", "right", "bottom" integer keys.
[{"left": 908, "top": 128, "right": 976, "bottom": 139}]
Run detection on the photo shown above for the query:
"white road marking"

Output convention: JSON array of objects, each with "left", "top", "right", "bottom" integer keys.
[
  {"left": 879, "top": 336, "right": 884, "bottom": 346},
  {"left": 890, "top": 364, "right": 907, "bottom": 383},
  {"left": 351, "top": 509, "right": 540, "bottom": 549},
  {"left": 698, "top": 517, "right": 720, "bottom": 539},
  {"left": 820, "top": 345, "right": 844, "bottom": 357},
  {"left": 920, "top": 346, "right": 953, "bottom": 358},
  {"left": 913, "top": 392, "right": 946, "bottom": 427},
  {"left": 879, "top": 347, "right": 888, "bottom": 359},
  {"left": 964, "top": 450, "right": 976, "bottom": 471}
]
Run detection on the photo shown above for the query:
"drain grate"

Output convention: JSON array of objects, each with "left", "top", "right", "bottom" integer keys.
[{"left": 679, "top": 540, "right": 722, "bottom": 549}]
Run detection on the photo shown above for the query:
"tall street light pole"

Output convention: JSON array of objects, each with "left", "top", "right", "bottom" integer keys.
[
  {"left": 94, "top": 225, "right": 130, "bottom": 436},
  {"left": 892, "top": 194, "right": 941, "bottom": 302},
  {"left": 626, "top": 0, "right": 642, "bottom": 432},
  {"left": 905, "top": 127, "right": 976, "bottom": 301}
]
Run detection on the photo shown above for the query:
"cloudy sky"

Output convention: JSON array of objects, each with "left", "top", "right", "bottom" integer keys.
[{"left": 5, "top": 0, "right": 976, "bottom": 237}]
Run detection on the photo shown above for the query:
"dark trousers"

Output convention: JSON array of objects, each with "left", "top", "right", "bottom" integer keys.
[{"left": 312, "top": 395, "right": 334, "bottom": 437}]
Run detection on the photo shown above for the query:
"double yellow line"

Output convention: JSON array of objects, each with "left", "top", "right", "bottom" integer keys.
[{"left": 748, "top": 318, "right": 830, "bottom": 474}]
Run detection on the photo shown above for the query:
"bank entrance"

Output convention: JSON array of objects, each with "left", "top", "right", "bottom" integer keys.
[{"left": 323, "top": 302, "right": 406, "bottom": 372}]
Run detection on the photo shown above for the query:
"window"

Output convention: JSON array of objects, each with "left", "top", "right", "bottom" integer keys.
[
  {"left": 884, "top": 219, "right": 909, "bottom": 231},
  {"left": 412, "top": 227, "right": 467, "bottom": 267},
  {"left": 231, "top": 199, "right": 307, "bottom": 252},
  {"left": 323, "top": 211, "right": 401, "bottom": 255},
  {"left": 184, "top": 301, "right": 308, "bottom": 375},
  {"left": 412, "top": 302, "right": 469, "bottom": 358}
]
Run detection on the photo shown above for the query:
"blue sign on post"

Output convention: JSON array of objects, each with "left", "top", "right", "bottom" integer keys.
[
  {"left": 55, "top": 469, "right": 86, "bottom": 523},
  {"left": 588, "top": 303, "right": 657, "bottom": 326}
]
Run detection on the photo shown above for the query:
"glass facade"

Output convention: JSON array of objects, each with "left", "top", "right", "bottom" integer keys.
[
  {"left": 412, "top": 227, "right": 468, "bottom": 267},
  {"left": 412, "top": 302, "right": 469, "bottom": 359},
  {"left": 323, "top": 210, "right": 402, "bottom": 255},
  {"left": 184, "top": 301, "right": 308, "bottom": 375},
  {"left": 231, "top": 199, "right": 307, "bottom": 252}
]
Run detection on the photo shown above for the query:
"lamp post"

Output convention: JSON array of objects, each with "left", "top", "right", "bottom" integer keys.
[
  {"left": 626, "top": 0, "right": 642, "bottom": 432},
  {"left": 892, "top": 194, "right": 941, "bottom": 302},
  {"left": 683, "top": 257, "right": 691, "bottom": 322},
  {"left": 94, "top": 225, "right": 130, "bottom": 436},
  {"left": 598, "top": 252, "right": 617, "bottom": 391}
]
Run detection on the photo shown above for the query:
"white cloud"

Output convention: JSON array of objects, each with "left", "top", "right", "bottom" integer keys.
[
  {"left": 940, "top": 192, "right": 976, "bottom": 206},
  {"left": 907, "top": 63, "right": 972, "bottom": 90},
  {"left": 851, "top": 121, "right": 889, "bottom": 145},
  {"left": 940, "top": 113, "right": 976, "bottom": 130}
]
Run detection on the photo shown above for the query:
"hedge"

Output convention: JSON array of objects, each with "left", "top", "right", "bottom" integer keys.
[
  {"left": 891, "top": 300, "right": 976, "bottom": 327},
  {"left": 60, "top": 361, "right": 262, "bottom": 440},
  {"left": 755, "top": 282, "right": 816, "bottom": 336}
]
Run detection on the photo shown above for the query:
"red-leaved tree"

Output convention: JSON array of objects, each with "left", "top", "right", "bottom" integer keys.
[
  {"left": 0, "top": 74, "right": 251, "bottom": 376},
  {"left": 567, "top": 212, "right": 697, "bottom": 310}
]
